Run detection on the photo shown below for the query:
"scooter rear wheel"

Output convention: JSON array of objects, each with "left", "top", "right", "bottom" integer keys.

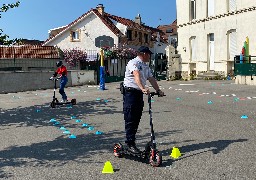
[
  {"left": 113, "top": 143, "right": 124, "bottom": 158},
  {"left": 50, "top": 101, "right": 56, "bottom": 108},
  {"left": 149, "top": 151, "right": 162, "bottom": 167}
]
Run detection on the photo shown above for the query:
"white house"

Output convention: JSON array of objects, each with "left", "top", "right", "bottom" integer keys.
[
  {"left": 43, "top": 4, "right": 167, "bottom": 61},
  {"left": 176, "top": 0, "right": 256, "bottom": 78}
]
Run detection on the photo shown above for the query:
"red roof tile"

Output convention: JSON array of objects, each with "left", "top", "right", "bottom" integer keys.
[{"left": 0, "top": 45, "right": 60, "bottom": 59}]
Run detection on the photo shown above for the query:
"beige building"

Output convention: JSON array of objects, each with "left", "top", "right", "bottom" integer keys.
[{"left": 176, "top": 0, "right": 256, "bottom": 78}]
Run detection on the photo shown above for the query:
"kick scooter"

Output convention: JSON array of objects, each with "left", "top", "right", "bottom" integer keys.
[
  {"left": 49, "top": 77, "right": 76, "bottom": 108},
  {"left": 113, "top": 92, "right": 163, "bottom": 167}
]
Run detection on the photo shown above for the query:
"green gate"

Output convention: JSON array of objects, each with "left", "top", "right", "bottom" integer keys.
[
  {"left": 81, "top": 55, "right": 129, "bottom": 84},
  {"left": 104, "top": 58, "right": 129, "bottom": 83},
  {"left": 234, "top": 55, "right": 256, "bottom": 76}
]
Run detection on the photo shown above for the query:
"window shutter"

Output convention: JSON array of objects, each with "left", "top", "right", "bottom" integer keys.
[
  {"left": 208, "top": 0, "right": 215, "bottom": 16},
  {"left": 229, "top": 0, "right": 236, "bottom": 12},
  {"left": 191, "top": 37, "right": 197, "bottom": 61},
  {"left": 229, "top": 31, "right": 237, "bottom": 60}
]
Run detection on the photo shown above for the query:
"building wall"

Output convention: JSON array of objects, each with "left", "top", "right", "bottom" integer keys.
[
  {"left": 0, "top": 70, "right": 96, "bottom": 94},
  {"left": 45, "top": 12, "right": 118, "bottom": 51},
  {"left": 176, "top": 0, "right": 256, "bottom": 77}
]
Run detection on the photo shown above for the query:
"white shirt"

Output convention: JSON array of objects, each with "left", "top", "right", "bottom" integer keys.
[{"left": 123, "top": 56, "right": 153, "bottom": 90}]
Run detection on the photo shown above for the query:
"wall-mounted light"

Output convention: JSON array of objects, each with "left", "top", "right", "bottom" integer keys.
[
  {"left": 183, "top": 47, "right": 186, "bottom": 52},
  {"left": 82, "top": 26, "right": 86, "bottom": 31},
  {"left": 82, "top": 26, "right": 89, "bottom": 37}
]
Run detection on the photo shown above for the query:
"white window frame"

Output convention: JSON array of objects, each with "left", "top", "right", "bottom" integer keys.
[{"left": 70, "top": 29, "right": 81, "bottom": 42}]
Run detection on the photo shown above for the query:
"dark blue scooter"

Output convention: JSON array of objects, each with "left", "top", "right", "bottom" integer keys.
[{"left": 49, "top": 77, "right": 76, "bottom": 108}]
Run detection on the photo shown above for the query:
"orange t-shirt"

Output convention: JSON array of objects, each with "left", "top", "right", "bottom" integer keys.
[{"left": 56, "top": 66, "right": 67, "bottom": 77}]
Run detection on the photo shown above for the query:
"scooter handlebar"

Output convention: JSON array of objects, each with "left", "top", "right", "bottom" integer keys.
[
  {"left": 49, "top": 77, "right": 59, "bottom": 81},
  {"left": 149, "top": 92, "right": 166, "bottom": 97}
]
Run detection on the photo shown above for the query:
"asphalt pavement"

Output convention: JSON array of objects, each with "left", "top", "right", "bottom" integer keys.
[{"left": 0, "top": 80, "right": 256, "bottom": 180}]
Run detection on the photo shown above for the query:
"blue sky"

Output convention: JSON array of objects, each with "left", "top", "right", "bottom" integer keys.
[{"left": 0, "top": 0, "right": 176, "bottom": 41}]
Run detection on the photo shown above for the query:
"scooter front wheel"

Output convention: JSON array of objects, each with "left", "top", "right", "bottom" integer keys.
[
  {"left": 113, "top": 143, "right": 124, "bottom": 158},
  {"left": 149, "top": 151, "right": 162, "bottom": 167},
  {"left": 71, "top": 99, "right": 76, "bottom": 105}
]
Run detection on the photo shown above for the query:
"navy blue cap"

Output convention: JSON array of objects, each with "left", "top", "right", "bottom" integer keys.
[{"left": 138, "top": 46, "right": 153, "bottom": 54}]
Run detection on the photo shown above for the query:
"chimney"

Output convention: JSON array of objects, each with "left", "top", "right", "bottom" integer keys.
[
  {"left": 135, "top": 14, "right": 141, "bottom": 25},
  {"left": 96, "top": 4, "right": 105, "bottom": 15}
]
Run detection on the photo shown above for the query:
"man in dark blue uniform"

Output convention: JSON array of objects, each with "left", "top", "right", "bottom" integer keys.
[{"left": 123, "top": 46, "right": 164, "bottom": 154}]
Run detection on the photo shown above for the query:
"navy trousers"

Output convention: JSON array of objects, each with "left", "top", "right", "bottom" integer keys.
[
  {"left": 123, "top": 89, "right": 144, "bottom": 145},
  {"left": 59, "top": 76, "right": 68, "bottom": 100}
]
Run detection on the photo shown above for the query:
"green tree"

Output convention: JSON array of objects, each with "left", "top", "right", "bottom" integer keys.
[{"left": 0, "top": 1, "right": 20, "bottom": 45}]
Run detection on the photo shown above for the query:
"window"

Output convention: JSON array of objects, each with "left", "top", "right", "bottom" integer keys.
[
  {"left": 209, "top": 33, "right": 214, "bottom": 41},
  {"left": 72, "top": 31, "right": 79, "bottom": 40},
  {"left": 135, "top": 31, "right": 137, "bottom": 38},
  {"left": 127, "top": 30, "right": 132, "bottom": 41},
  {"left": 166, "top": 29, "right": 173, "bottom": 33},
  {"left": 139, "top": 32, "right": 142, "bottom": 42},
  {"left": 208, "top": 33, "right": 215, "bottom": 70},
  {"left": 70, "top": 29, "right": 80, "bottom": 41},
  {"left": 144, "top": 33, "right": 148, "bottom": 43},
  {"left": 190, "top": 0, "right": 196, "bottom": 21}
]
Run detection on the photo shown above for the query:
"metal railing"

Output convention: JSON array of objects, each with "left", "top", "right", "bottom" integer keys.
[{"left": 234, "top": 55, "right": 256, "bottom": 76}]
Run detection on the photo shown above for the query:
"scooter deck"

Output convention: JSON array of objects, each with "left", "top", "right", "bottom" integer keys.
[
  {"left": 121, "top": 147, "right": 148, "bottom": 159},
  {"left": 50, "top": 99, "right": 76, "bottom": 108},
  {"left": 55, "top": 101, "right": 73, "bottom": 105},
  {"left": 114, "top": 143, "right": 150, "bottom": 159}
]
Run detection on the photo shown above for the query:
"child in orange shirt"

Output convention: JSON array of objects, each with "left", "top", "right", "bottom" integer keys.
[{"left": 51, "top": 61, "right": 68, "bottom": 102}]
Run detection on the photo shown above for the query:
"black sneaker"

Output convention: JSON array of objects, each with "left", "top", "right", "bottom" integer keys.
[{"left": 127, "top": 144, "right": 141, "bottom": 154}]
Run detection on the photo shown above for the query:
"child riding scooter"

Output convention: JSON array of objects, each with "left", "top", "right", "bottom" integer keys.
[
  {"left": 50, "top": 60, "right": 68, "bottom": 103},
  {"left": 49, "top": 61, "right": 76, "bottom": 108}
]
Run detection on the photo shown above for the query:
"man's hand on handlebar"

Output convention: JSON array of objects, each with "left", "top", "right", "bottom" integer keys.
[
  {"left": 141, "top": 88, "right": 150, "bottom": 95},
  {"left": 49, "top": 76, "right": 60, "bottom": 81}
]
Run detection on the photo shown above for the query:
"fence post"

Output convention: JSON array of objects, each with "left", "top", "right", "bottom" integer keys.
[{"left": 99, "top": 48, "right": 105, "bottom": 90}]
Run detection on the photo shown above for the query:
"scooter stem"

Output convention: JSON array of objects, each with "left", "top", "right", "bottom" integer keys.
[{"left": 148, "top": 93, "right": 156, "bottom": 150}]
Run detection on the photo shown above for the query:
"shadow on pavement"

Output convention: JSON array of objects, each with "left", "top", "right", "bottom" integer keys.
[
  {"left": 0, "top": 98, "right": 122, "bottom": 128},
  {"left": 0, "top": 98, "right": 181, "bottom": 178},
  {"left": 161, "top": 138, "right": 248, "bottom": 167}
]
